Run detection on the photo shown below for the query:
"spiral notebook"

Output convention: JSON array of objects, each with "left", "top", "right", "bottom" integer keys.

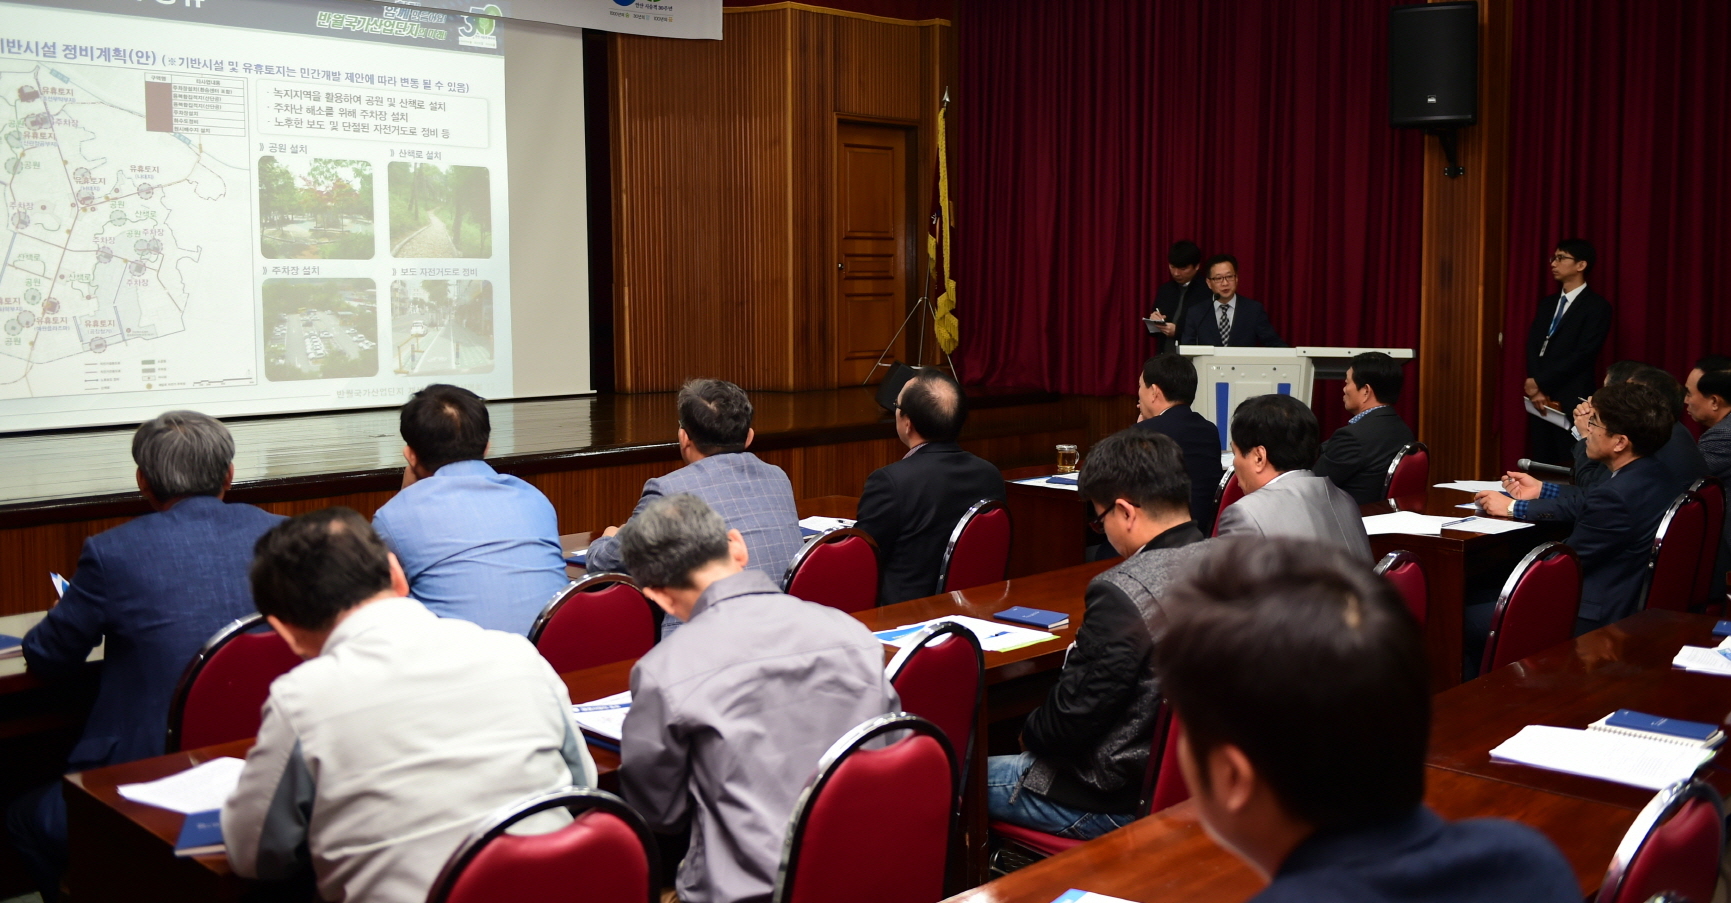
[{"left": 1587, "top": 710, "right": 1724, "bottom": 749}]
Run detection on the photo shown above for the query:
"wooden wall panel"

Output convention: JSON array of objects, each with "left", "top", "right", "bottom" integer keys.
[
  {"left": 1417, "top": 0, "right": 1511, "bottom": 480},
  {"left": 792, "top": 9, "right": 837, "bottom": 391},
  {"left": 834, "top": 17, "right": 925, "bottom": 121}
]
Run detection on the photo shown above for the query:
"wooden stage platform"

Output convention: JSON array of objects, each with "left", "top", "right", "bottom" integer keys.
[{"left": 1, "top": 387, "right": 1115, "bottom": 617}]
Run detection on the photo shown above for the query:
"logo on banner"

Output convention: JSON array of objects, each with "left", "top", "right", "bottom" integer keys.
[{"left": 459, "top": 4, "right": 502, "bottom": 48}]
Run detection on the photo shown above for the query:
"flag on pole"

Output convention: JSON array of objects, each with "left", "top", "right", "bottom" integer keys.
[{"left": 930, "top": 91, "right": 958, "bottom": 355}]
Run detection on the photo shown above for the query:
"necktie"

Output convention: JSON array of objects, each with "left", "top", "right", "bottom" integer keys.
[{"left": 1217, "top": 303, "right": 1231, "bottom": 345}]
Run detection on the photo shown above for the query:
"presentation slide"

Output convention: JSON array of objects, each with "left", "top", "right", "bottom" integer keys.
[{"left": 0, "top": 0, "right": 580, "bottom": 432}]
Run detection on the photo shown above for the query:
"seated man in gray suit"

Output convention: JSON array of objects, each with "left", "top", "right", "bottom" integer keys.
[
  {"left": 1315, "top": 351, "right": 1416, "bottom": 505},
  {"left": 587, "top": 378, "right": 803, "bottom": 638},
  {"left": 1216, "top": 394, "right": 1373, "bottom": 563}
]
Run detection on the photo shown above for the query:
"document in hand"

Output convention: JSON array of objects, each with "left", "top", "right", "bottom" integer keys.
[
  {"left": 1523, "top": 396, "right": 1572, "bottom": 430},
  {"left": 571, "top": 691, "right": 632, "bottom": 743},
  {"left": 875, "top": 615, "right": 1059, "bottom": 653},
  {"left": 1488, "top": 725, "right": 1717, "bottom": 790},
  {"left": 117, "top": 756, "right": 247, "bottom": 815}
]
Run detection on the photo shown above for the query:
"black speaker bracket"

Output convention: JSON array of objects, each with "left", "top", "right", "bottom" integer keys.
[{"left": 1426, "top": 128, "right": 1466, "bottom": 178}]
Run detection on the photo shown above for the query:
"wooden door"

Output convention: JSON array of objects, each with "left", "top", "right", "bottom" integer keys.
[{"left": 835, "top": 123, "right": 912, "bottom": 385}]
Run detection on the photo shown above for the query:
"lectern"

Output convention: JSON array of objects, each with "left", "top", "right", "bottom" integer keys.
[{"left": 1179, "top": 345, "right": 1415, "bottom": 451}]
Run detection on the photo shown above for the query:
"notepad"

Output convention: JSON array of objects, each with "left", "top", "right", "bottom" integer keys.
[
  {"left": 875, "top": 616, "right": 1059, "bottom": 654},
  {"left": 1590, "top": 710, "right": 1724, "bottom": 749},
  {"left": 572, "top": 691, "right": 632, "bottom": 745},
  {"left": 117, "top": 757, "right": 246, "bottom": 815},
  {"left": 798, "top": 516, "right": 856, "bottom": 536},
  {"left": 995, "top": 606, "right": 1070, "bottom": 630},
  {"left": 1488, "top": 724, "right": 1718, "bottom": 790},
  {"left": 175, "top": 810, "right": 225, "bottom": 857}
]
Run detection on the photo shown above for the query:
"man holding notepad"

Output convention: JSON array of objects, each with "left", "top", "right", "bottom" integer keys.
[{"left": 987, "top": 429, "right": 1208, "bottom": 839}]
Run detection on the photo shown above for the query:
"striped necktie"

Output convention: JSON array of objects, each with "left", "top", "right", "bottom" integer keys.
[{"left": 1217, "top": 304, "right": 1231, "bottom": 345}]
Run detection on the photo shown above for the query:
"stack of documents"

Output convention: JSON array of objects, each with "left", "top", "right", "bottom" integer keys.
[
  {"left": 117, "top": 757, "right": 246, "bottom": 815},
  {"left": 1362, "top": 511, "right": 1531, "bottom": 536},
  {"left": 1435, "top": 481, "right": 1505, "bottom": 493},
  {"left": 874, "top": 615, "right": 1059, "bottom": 653},
  {"left": 571, "top": 691, "right": 632, "bottom": 745},
  {"left": 798, "top": 516, "right": 856, "bottom": 536},
  {"left": 1012, "top": 475, "right": 1079, "bottom": 491},
  {"left": 1488, "top": 724, "right": 1718, "bottom": 790},
  {"left": 1673, "top": 636, "right": 1731, "bottom": 676}
]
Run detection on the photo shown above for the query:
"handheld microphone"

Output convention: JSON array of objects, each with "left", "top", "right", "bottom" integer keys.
[{"left": 1517, "top": 458, "right": 1573, "bottom": 480}]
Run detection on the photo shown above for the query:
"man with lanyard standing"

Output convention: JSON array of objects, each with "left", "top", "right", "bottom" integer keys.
[{"left": 1523, "top": 238, "right": 1612, "bottom": 465}]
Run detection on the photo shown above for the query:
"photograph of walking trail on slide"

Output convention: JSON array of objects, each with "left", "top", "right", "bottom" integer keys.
[
  {"left": 388, "top": 161, "right": 492, "bottom": 258},
  {"left": 258, "top": 157, "right": 375, "bottom": 259}
]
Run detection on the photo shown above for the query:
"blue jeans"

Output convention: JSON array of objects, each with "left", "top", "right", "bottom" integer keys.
[{"left": 987, "top": 752, "right": 1135, "bottom": 840}]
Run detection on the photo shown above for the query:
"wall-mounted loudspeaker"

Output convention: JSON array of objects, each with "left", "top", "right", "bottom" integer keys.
[{"left": 1388, "top": 2, "right": 1479, "bottom": 128}]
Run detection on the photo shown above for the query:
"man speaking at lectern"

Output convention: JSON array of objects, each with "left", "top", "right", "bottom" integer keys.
[{"left": 1178, "top": 254, "right": 1288, "bottom": 348}]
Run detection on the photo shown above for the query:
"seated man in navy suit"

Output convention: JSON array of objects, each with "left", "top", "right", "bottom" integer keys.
[
  {"left": 1178, "top": 254, "right": 1288, "bottom": 348},
  {"left": 1134, "top": 354, "right": 1224, "bottom": 531},
  {"left": 1474, "top": 381, "right": 1679, "bottom": 636},
  {"left": 1155, "top": 538, "right": 1579, "bottom": 903},
  {"left": 1314, "top": 351, "right": 1416, "bottom": 505},
  {"left": 7, "top": 411, "right": 285, "bottom": 901}
]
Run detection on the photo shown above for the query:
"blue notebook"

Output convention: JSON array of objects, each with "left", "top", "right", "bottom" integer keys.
[
  {"left": 994, "top": 606, "right": 1070, "bottom": 630},
  {"left": 1046, "top": 476, "right": 1079, "bottom": 485},
  {"left": 1714, "top": 620, "right": 1731, "bottom": 637},
  {"left": 175, "top": 810, "right": 225, "bottom": 857},
  {"left": 1592, "top": 710, "right": 1724, "bottom": 748},
  {"left": 0, "top": 634, "right": 22, "bottom": 660}
]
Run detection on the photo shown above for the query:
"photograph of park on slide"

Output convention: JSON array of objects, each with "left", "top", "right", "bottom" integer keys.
[
  {"left": 258, "top": 157, "right": 375, "bottom": 259},
  {"left": 262, "top": 279, "right": 379, "bottom": 381},
  {"left": 387, "top": 162, "right": 491, "bottom": 258}
]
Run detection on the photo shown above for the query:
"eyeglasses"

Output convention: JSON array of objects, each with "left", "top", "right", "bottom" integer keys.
[
  {"left": 1550, "top": 254, "right": 1577, "bottom": 263},
  {"left": 1584, "top": 417, "right": 1607, "bottom": 434},
  {"left": 1206, "top": 274, "right": 1238, "bottom": 283},
  {"left": 1086, "top": 500, "right": 1141, "bottom": 534}
]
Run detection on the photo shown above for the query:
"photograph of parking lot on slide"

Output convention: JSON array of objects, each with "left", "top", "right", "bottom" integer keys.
[{"left": 262, "top": 279, "right": 379, "bottom": 381}]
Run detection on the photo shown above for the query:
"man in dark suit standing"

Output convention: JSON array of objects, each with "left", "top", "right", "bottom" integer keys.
[
  {"left": 1134, "top": 354, "right": 1224, "bottom": 531},
  {"left": 1178, "top": 254, "right": 1287, "bottom": 347},
  {"left": 1315, "top": 351, "right": 1417, "bottom": 505},
  {"left": 1146, "top": 240, "right": 1204, "bottom": 356},
  {"left": 7, "top": 411, "right": 285, "bottom": 901},
  {"left": 1524, "top": 238, "right": 1612, "bottom": 465},
  {"left": 856, "top": 369, "right": 1006, "bottom": 605}
]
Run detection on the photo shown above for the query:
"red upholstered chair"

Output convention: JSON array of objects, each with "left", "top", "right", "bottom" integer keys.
[
  {"left": 1688, "top": 478, "right": 1723, "bottom": 609},
  {"left": 1383, "top": 442, "right": 1430, "bottom": 501},
  {"left": 1374, "top": 550, "right": 1429, "bottom": 627},
  {"left": 528, "top": 574, "right": 659, "bottom": 674},
  {"left": 936, "top": 499, "right": 1012, "bottom": 595},
  {"left": 427, "top": 787, "right": 659, "bottom": 903},
  {"left": 1640, "top": 491, "right": 1706, "bottom": 614},
  {"left": 1595, "top": 779, "right": 1726, "bottom": 903},
  {"left": 886, "top": 621, "right": 984, "bottom": 772},
  {"left": 1211, "top": 471, "right": 1243, "bottom": 538},
  {"left": 783, "top": 528, "right": 880, "bottom": 614},
  {"left": 988, "top": 702, "right": 1187, "bottom": 873},
  {"left": 773, "top": 713, "right": 957, "bottom": 903},
  {"left": 1479, "top": 542, "right": 1581, "bottom": 676},
  {"left": 166, "top": 614, "right": 303, "bottom": 752}
]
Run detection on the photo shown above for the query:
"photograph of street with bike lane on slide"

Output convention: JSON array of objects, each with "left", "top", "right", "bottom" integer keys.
[
  {"left": 387, "top": 162, "right": 491, "bottom": 258},
  {"left": 390, "top": 279, "right": 493, "bottom": 376}
]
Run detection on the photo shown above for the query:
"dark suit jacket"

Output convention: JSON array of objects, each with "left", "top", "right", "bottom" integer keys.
[
  {"left": 1533, "top": 422, "right": 1706, "bottom": 522},
  {"left": 855, "top": 442, "right": 1007, "bottom": 606},
  {"left": 23, "top": 496, "right": 285, "bottom": 770},
  {"left": 1314, "top": 406, "right": 1417, "bottom": 505},
  {"left": 1133, "top": 405, "right": 1224, "bottom": 531},
  {"left": 1178, "top": 295, "right": 1287, "bottom": 347},
  {"left": 1147, "top": 279, "right": 1207, "bottom": 355},
  {"left": 1525, "top": 287, "right": 1612, "bottom": 412},
  {"left": 1564, "top": 456, "right": 1679, "bottom": 626}
]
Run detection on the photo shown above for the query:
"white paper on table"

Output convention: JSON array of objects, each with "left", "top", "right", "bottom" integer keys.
[
  {"left": 1674, "top": 646, "right": 1731, "bottom": 676},
  {"left": 1361, "top": 512, "right": 1460, "bottom": 536},
  {"left": 1013, "top": 475, "right": 1079, "bottom": 491},
  {"left": 1435, "top": 481, "right": 1504, "bottom": 493},
  {"left": 1051, "top": 891, "right": 1137, "bottom": 903},
  {"left": 876, "top": 615, "right": 1059, "bottom": 653},
  {"left": 117, "top": 757, "right": 247, "bottom": 815},
  {"left": 1444, "top": 517, "right": 1534, "bottom": 535},
  {"left": 1524, "top": 396, "right": 1573, "bottom": 430},
  {"left": 798, "top": 516, "right": 856, "bottom": 534},
  {"left": 571, "top": 691, "right": 632, "bottom": 741},
  {"left": 1489, "top": 724, "right": 1716, "bottom": 790}
]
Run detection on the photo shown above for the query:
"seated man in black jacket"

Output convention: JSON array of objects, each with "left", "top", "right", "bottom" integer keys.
[
  {"left": 1314, "top": 351, "right": 1416, "bottom": 505},
  {"left": 987, "top": 429, "right": 1208, "bottom": 838},
  {"left": 1134, "top": 354, "right": 1224, "bottom": 531}
]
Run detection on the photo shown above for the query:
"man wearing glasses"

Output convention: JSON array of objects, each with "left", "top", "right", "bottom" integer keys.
[
  {"left": 1523, "top": 239, "right": 1613, "bottom": 465},
  {"left": 1178, "top": 253, "right": 1288, "bottom": 347}
]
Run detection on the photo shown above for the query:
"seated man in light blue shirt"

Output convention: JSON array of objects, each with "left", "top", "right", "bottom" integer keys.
[
  {"left": 586, "top": 378, "right": 803, "bottom": 638},
  {"left": 371, "top": 384, "right": 568, "bottom": 635}
]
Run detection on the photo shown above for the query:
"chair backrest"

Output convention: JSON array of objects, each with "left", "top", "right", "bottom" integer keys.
[
  {"left": 1383, "top": 442, "right": 1430, "bottom": 500},
  {"left": 1689, "top": 478, "right": 1724, "bottom": 608},
  {"left": 427, "top": 787, "right": 659, "bottom": 903},
  {"left": 1139, "top": 701, "right": 1189, "bottom": 815},
  {"left": 886, "top": 622, "right": 984, "bottom": 770},
  {"left": 1211, "top": 471, "right": 1243, "bottom": 538},
  {"left": 1373, "top": 550, "right": 1429, "bottom": 626},
  {"left": 167, "top": 614, "right": 303, "bottom": 752},
  {"left": 528, "top": 574, "right": 658, "bottom": 674},
  {"left": 1597, "top": 779, "right": 1726, "bottom": 903},
  {"left": 784, "top": 529, "right": 880, "bottom": 614},
  {"left": 774, "top": 713, "right": 957, "bottom": 903},
  {"left": 937, "top": 499, "right": 1012, "bottom": 595},
  {"left": 1481, "top": 542, "right": 1581, "bottom": 675},
  {"left": 1642, "top": 491, "right": 1706, "bottom": 614}
]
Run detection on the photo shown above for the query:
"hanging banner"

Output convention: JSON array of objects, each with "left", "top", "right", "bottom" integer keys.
[{"left": 344, "top": 0, "right": 723, "bottom": 41}]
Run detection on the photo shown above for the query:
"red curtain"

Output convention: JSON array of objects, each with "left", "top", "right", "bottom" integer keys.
[
  {"left": 951, "top": 0, "right": 1424, "bottom": 431},
  {"left": 1497, "top": 0, "right": 1731, "bottom": 466}
]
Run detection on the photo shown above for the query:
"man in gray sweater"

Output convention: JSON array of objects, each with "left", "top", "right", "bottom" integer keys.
[{"left": 988, "top": 428, "right": 1209, "bottom": 839}]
